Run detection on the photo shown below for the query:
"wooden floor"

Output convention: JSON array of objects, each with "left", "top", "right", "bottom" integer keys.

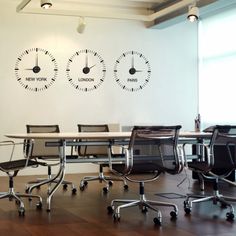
[{"left": 0, "top": 170, "right": 236, "bottom": 236}]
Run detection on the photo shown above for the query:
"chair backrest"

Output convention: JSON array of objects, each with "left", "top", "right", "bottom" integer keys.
[
  {"left": 210, "top": 125, "right": 236, "bottom": 172},
  {"left": 128, "top": 125, "right": 183, "bottom": 175},
  {"left": 26, "top": 125, "right": 60, "bottom": 159},
  {"left": 77, "top": 124, "right": 109, "bottom": 156}
]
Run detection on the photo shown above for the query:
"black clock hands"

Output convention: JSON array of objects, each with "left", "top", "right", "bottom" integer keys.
[
  {"left": 82, "top": 55, "right": 96, "bottom": 74},
  {"left": 129, "top": 56, "right": 142, "bottom": 75},
  {"left": 33, "top": 53, "right": 41, "bottom": 73},
  {"left": 15, "top": 48, "right": 58, "bottom": 92},
  {"left": 25, "top": 53, "right": 41, "bottom": 73},
  {"left": 114, "top": 51, "right": 151, "bottom": 92}
]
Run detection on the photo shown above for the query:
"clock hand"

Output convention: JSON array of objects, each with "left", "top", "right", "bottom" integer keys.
[
  {"left": 89, "top": 64, "right": 96, "bottom": 69},
  {"left": 85, "top": 54, "right": 88, "bottom": 67},
  {"left": 30, "top": 53, "right": 41, "bottom": 74},
  {"left": 82, "top": 64, "right": 96, "bottom": 74},
  {"left": 36, "top": 53, "right": 38, "bottom": 67}
]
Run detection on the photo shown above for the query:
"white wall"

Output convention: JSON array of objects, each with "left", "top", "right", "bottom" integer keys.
[{"left": 0, "top": 1, "right": 198, "bottom": 175}]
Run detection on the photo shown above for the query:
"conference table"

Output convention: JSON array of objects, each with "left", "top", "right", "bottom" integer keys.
[{"left": 5, "top": 131, "right": 211, "bottom": 211}]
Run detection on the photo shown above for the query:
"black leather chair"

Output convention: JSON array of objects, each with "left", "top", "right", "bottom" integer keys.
[
  {"left": 0, "top": 140, "right": 43, "bottom": 216},
  {"left": 107, "top": 125, "right": 184, "bottom": 225},
  {"left": 184, "top": 125, "right": 236, "bottom": 221},
  {"left": 25, "top": 125, "right": 77, "bottom": 194},
  {"left": 77, "top": 124, "right": 128, "bottom": 193}
]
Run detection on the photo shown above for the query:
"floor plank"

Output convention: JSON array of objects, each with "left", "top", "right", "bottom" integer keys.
[{"left": 0, "top": 171, "right": 236, "bottom": 235}]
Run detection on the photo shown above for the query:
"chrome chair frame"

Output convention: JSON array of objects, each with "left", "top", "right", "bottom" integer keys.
[
  {"left": 107, "top": 125, "right": 184, "bottom": 225},
  {"left": 184, "top": 125, "right": 236, "bottom": 221},
  {"left": 0, "top": 140, "right": 43, "bottom": 216},
  {"left": 25, "top": 125, "right": 76, "bottom": 195},
  {"left": 77, "top": 124, "right": 128, "bottom": 193}
]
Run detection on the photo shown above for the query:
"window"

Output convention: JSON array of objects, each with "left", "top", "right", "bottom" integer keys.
[{"left": 199, "top": 8, "right": 236, "bottom": 128}]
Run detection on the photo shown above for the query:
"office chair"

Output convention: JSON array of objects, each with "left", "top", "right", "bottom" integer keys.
[
  {"left": 184, "top": 125, "right": 236, "bottom": 221},
  {"left": 77, "top": 124, "right": 128, "bottom": 193},
  {"left": 0, "top": 140, "right": 43, "bottom": 216},
  {"left": 25, "top": 125, "right": 77, "bottom": 194},
  {"left": 107, "top": 125, "right": 184, "bottom": 225}
]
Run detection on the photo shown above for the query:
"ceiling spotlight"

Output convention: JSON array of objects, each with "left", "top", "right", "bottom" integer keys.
[
  {"left": 77, "top": 17, "right": 86, "bottom": 34},
  {"left": 187, "top": 5, "right": 199, "bottom": 22},
  {"left": 41, "top": 0, "right": 52, "bottom": 9}
]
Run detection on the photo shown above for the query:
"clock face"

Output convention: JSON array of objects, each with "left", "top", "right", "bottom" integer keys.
[
  {"left": 15, "top": 48, "right": 58, "bottom": 92},
  {"left": 114, "top": 51, "right": 151, "bottom": 92},
  {"left": 66, "top": 49, "right": 106, "bottom": 92}
]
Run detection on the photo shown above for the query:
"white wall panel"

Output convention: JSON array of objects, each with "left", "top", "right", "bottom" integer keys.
[{"left": 0, "top": 1, "right": 198, "bottom": 175}]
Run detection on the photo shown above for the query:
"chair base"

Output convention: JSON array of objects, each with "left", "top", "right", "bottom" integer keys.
[
  {"left": 184, "top": 190, "right": 236, "bottom": 221},
  {"left": 0, "top": 186, "right": 43, "bottom": 216},
  {"left": 26, "top": 177, "right": 77, "bottom": 194},
  {"left": 108, "top": 182, "right": 178, "bottom": 225},
  {"left": 80, "top": 166, "right": 128, "bottom": 193}
]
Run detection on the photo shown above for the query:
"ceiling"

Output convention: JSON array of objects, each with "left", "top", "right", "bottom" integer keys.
[{"left": 16, "top": 0, "right": 218, "bottom": 27}]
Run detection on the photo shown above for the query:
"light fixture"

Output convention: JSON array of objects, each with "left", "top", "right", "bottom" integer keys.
[
  {"left": 187, "top": 5, "right": 199, "bottom": 22},
  {"left": 41, "top": 0, "right": 52, "bottom": 9},
  {"left": 77, "top": 17, "right": 86, "bottom": 34}
]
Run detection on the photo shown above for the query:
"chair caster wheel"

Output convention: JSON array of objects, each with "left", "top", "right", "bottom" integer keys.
[
  {"left": 72, "top": 188, "right": 77, "bottom": 194},
  {"left": 103, "top": 187, "right": 109, "bottom": 193},
  {"left": 108, "top": 181, "right": 113, "bottom": 186},
  {"left": 107, "top": 206, "right": 114, "bottom": 214},
  {"left": 36, "top": 202, "right": 43, "bottom": 210},
  {"left": 184, "top": 207, "right": 191, "bottom": 214},
  {"left": 80, "top": 185, "right": 85, "bottom": 191},
  {"left": 153, "top": 217, "right": 161, "bottom": 226},
  {"left": 170, "top": 211, "right": 177, "bottom": 219},
  {"left": 18, "top": 207, "right": 25, "bottom": 216},
  {"left": 63, "top": 184, "right": 68, "bottom": 190},
  {"left": 141, "top": 206, "right": 148, "bottom": 213},
  {"left": 226, "top": 212, "right": 234, "bottom": 221},
  {"left": 113, "top": 213, "right": 120, "bottom": 221},
  {"left": 124, "top": 184, "right": 129, "bottom": 190}
]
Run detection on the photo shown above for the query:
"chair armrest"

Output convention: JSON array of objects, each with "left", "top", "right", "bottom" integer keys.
[
  {"left": 0, "top": 139, "right": 36, "bottom": 173},
  {"left": 108, "top": 145, "right": 131, "bottom": 177},
  {"left": 182, "top": 142, "right": 212, "bottom": 168}
]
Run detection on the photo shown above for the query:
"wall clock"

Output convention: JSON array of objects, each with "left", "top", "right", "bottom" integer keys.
[
  {"left": 15, "top": 48, "right": 58, "bottom": 92},
  {"left": 66, "top": 49, "right": 106, "bottom": 92},
  {"left": 114, "top": 51, "right": 151, "bottom": 92}
]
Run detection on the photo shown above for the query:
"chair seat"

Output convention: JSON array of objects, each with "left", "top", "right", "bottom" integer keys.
[
  {"left": 0, "top": 159, "right": 41, "bottom": 171},
  {"left": 187, "top": 162, "right": 211, "bottom": 173}
]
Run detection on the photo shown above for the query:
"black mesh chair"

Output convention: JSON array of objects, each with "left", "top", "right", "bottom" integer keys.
[
  {"left": 107, "top": 125, "right": 184, "bottom": 225},
  {"left": 25, "top": 125, "right": 76, "bottom": 194},
  {"left": 184, "top": 125, "right": 236, "bottom": 221},
  {"left": 0, "top": 140, "right": 43, "bottom": 216},
  {"left": 77, "top": 124, "right": 128, "bottom": 193}
]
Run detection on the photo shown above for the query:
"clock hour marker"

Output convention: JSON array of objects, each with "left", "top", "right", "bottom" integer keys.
[
  {"left": 114, "top": 50, "right": 151, "bottom": 92},
  {"left": 66, "top": 49, "right": 106, "bottom": 92},
  {"left": 15, "top": 48, "right": 57, "bottom": 92}
]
